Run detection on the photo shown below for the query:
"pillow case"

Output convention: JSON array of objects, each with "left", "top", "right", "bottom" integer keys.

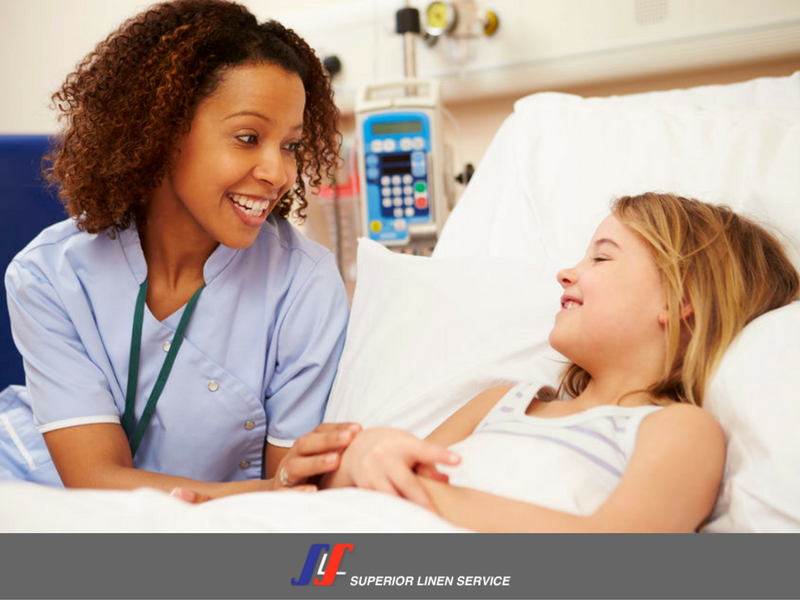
[
  {"left": 560, "top": 71, "right": 800, "bottom": 110},
  {"left": 435, "top": 72, "right": 800, "bottom": 272},
  {"left": 701, "top": 301, "right": 800, "bottom": 532},
  {"left": 514, "top": 99, "right": 800, "bottom": 269},
  {"left": 324, "top": 238, "right": 565, "bottom": 438}
]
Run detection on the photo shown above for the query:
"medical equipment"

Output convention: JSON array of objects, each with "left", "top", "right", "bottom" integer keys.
[
  {"left": 422, "top": 0, "right": 500, "bottom": 65},
  {"left": 356, "top": 4, "right": 459, "bottom": 251},
  {"left": 307, "top": 54, "right": 360, "bottom": 288},
  {"left": 423, "top": 0, "right": 499, "bottom": 64},
  {"left": 355, "top": 78, "right": 452, "bottom": 249},
  {"left": 304, "top": 136, "right": 361, "bottom": 297},
  {"left": 424, "top": 0, "right": 499, "bottom": 39}
]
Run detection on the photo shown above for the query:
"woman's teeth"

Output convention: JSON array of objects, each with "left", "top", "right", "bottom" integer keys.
[
  {"left": 229, "top": 193, "right": 270, "bottom": 216},
  {"left": 563, "top": 301, "right": 580, "bottom": 309}
]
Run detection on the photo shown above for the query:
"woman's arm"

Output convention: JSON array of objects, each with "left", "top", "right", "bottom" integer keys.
[
  {"left": 46, "top": 421, "right": 360, "bottom": 500},
  {"left": 419, "top": 404, "right": 726, "bottom": 532}
]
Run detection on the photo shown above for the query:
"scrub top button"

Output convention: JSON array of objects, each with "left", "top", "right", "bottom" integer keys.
[
  {"left": 162, "top": 341, "right": 171, "bottom": 352},
  {"left": 244, "top": 420, "right": 255, "bottom": 430},
  {"left": 207, "top": 381, "right": 219, "bottom": 392},
  {"left": 239, "top": 460, "right": 251, "bottom": 469}
]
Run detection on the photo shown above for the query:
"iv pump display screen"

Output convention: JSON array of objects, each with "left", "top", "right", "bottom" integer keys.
[{"left": 371, "top": 120, "right": 423, "bottom": 135}]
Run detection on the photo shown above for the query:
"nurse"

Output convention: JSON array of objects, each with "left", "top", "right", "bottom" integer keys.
[{"left": 1, "top": 0, "right": 358, "bottom": 498}]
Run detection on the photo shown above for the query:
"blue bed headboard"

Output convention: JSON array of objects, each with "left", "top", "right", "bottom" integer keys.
[{"left": 0, "top": 135, "right": 67, "bottom": 388}]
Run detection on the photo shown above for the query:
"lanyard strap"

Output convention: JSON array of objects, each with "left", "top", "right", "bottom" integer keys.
[{"left": 122, "top": 280, "right": 205, "bottom": 458}]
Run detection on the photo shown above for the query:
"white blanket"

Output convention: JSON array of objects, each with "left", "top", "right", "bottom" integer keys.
[{"left": 0, "top": 482, "right": 467, "bottom": 533}]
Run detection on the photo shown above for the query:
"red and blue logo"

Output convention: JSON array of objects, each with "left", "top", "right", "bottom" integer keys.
[{"left": 291, "top": 543, "right": 353, "bottom": 586}]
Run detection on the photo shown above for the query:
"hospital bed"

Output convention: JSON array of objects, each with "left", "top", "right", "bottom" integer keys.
[{"left": 1, "top": 72, "right": 799, "bottom": 532}]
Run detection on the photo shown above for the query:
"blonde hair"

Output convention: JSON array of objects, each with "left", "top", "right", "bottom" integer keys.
[{"left": 560, "top": 192, "right": 799, "bottom": 407}]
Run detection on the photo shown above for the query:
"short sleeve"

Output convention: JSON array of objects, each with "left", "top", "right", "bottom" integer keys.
[
  {"left": 5, "top": 260, "right": 120, "bottom": 432},
  {"left": 265, "top": 253, "right": 349, "bottom": 446}
]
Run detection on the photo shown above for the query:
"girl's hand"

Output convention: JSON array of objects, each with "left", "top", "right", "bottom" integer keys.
[
  {"left": 331, "top": 427, "right": 460, "bottom": 510},
  {"left": 273, "top": 422, "right": 362, "bottom": 491}
]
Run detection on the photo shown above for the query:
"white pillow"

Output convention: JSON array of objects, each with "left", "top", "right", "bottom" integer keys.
[
  {"left": 702, "top": 302, "right": 800, "bottom": 533},
  {"left": 324, "top": 238, "right": 565, "bottom": 437},
  {"left": 435, "top": 72, "right": 800, "bottom": 269},
  {"left": 568, "top": 71, "right": 800, "bottom": 110},
  {"left": 433, "top": 114, "right": 543, "bottom": 260},
  {"left": 515, "top": 99, "right": 800, "bottom": 270}
]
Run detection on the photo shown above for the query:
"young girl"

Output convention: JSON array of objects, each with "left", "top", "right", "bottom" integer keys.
[
  {"left": 1, "top": 0, "right": 359, "bottom": 497},
  {"left": 325, "top": 193, "right": 799, "bottom": 532}
]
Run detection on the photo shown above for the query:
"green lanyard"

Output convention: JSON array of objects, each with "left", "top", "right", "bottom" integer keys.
[{"left": 122, "top": 280, "right": 205, "bottom": 458}]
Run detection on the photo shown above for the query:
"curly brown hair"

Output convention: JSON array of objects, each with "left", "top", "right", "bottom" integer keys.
[{"left": 44, "top": 0, "right": 341, "bottom": 234}]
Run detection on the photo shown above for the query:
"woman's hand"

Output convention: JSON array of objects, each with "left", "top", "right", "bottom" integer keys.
[
  {"left": 272, "top": 422, "right": 362, "bottom": 491},
  {"left": 327, "top": 427, "right": 460, "bottom": 510},
  {"left": 167, "top": 480, "right": 316, "bottom": 504},
  {"left": 166, "top": 423, "right": 362, "bottom": 503},
  {"left": 169, "top": 487, "right": 213, "bottom": 504}
]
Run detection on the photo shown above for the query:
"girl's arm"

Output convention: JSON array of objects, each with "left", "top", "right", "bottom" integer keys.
[
  {"left": 425, "top": 385, "right": 512, "bottom": 447},
  {"left": 45, "top": 421, "right": 360, "bottom": 500},
  {"left": 321, "top": 386, "right": 511, "bottom": 508},
  {"left": 418, "top": 403, "right": 726, "bottom": 532}
]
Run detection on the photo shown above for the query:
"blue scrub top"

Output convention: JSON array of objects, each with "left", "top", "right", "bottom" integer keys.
[{"left": 3, "top": 215, "right": 349, "bottom": 483}]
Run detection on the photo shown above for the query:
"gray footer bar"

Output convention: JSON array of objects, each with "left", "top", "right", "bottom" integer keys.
[{"left": 1, "top": 534, "right": 797, "bottom": 599}]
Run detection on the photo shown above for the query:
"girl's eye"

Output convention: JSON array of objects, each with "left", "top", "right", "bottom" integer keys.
[
  {"left": 284, "top": 142, "right": 302, "bottom": 152},
  {"left": 592, "top": 256, "right": 609, "bottom": 263},
  {"left": 236, "top": 134, "right": 258, "bottom": 145}
]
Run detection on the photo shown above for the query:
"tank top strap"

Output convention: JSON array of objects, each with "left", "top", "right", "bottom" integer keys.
[
  {"left": 476, "top": 380, "right": 543, "bottom": 429},
  {"left": 615, "top": 404, "right": 664, "bottom": 459}
]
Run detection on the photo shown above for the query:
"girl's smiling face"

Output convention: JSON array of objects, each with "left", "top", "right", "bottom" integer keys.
[
  {"left": 155, "top": 62, "right": 306, "bottom": 249},
  {"left": 548, "top": 213, "right": 667, "bottom": 372}
]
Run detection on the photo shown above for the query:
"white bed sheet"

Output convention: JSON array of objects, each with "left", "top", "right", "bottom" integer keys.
[{"left": 0, "top": 482, "right": 466, "bottom": 533}]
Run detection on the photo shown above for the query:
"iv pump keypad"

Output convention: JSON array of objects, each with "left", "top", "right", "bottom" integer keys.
[{"left": 362, "top": 112, "right": 431, "bottom": 243}]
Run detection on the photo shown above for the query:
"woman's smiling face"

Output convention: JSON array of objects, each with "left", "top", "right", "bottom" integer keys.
[
  {"left": 158, "top": 62, "right": 306, "bottom": 249},
  {"left": 548, "top": 213, "right": 666, "bottom": 371}
]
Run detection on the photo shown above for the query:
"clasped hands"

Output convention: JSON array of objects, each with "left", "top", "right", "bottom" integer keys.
[
  {"left": 321, "top": 427, "right": 461, "bottom": 510},
  {"left": 170, "top": 424, "right": 460, "bottom": 509}
]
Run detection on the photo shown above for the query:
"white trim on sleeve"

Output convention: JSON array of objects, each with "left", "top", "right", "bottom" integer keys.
[
  {"left": 266, "top": 435, "right": 294, "bottom": 448},
  {"left": 1, "top": 413, "right": 37, "bottom": 470},
  {"left": 37, "top": 415, "right": 121, "bottom": 434}
]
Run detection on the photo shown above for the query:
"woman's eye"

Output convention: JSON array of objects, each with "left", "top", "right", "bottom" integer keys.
[
  {"left": 236, "top": 134, "right": 258, "bottom": 145},
  {"left": 592, "top": 256, "right": 609, "bottom": 263},
  {"left": 284, "top": 142, "right": 302, "bottom": 152}
]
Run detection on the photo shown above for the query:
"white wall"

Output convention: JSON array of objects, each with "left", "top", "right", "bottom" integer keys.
[
  {"left": 1, "top": 0, "right": 148, "bottom": 133},
  {"left": 2, "top": 0, "right": 799, "bottom": 133},
  {"left": 278, "top": 0, "right": 800, "bottom": 113},
  {"left": 0, "top": 0, "right": 357, "bottom": 133}
]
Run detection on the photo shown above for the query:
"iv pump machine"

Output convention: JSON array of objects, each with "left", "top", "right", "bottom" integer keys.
[{"left": 356, "top": 79, "right": 452, "bottom": 249}]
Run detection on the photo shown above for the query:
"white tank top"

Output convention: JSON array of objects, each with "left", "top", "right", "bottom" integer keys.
[{"left": 441, "top": 381, "right": 664, "bottom": 516}]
